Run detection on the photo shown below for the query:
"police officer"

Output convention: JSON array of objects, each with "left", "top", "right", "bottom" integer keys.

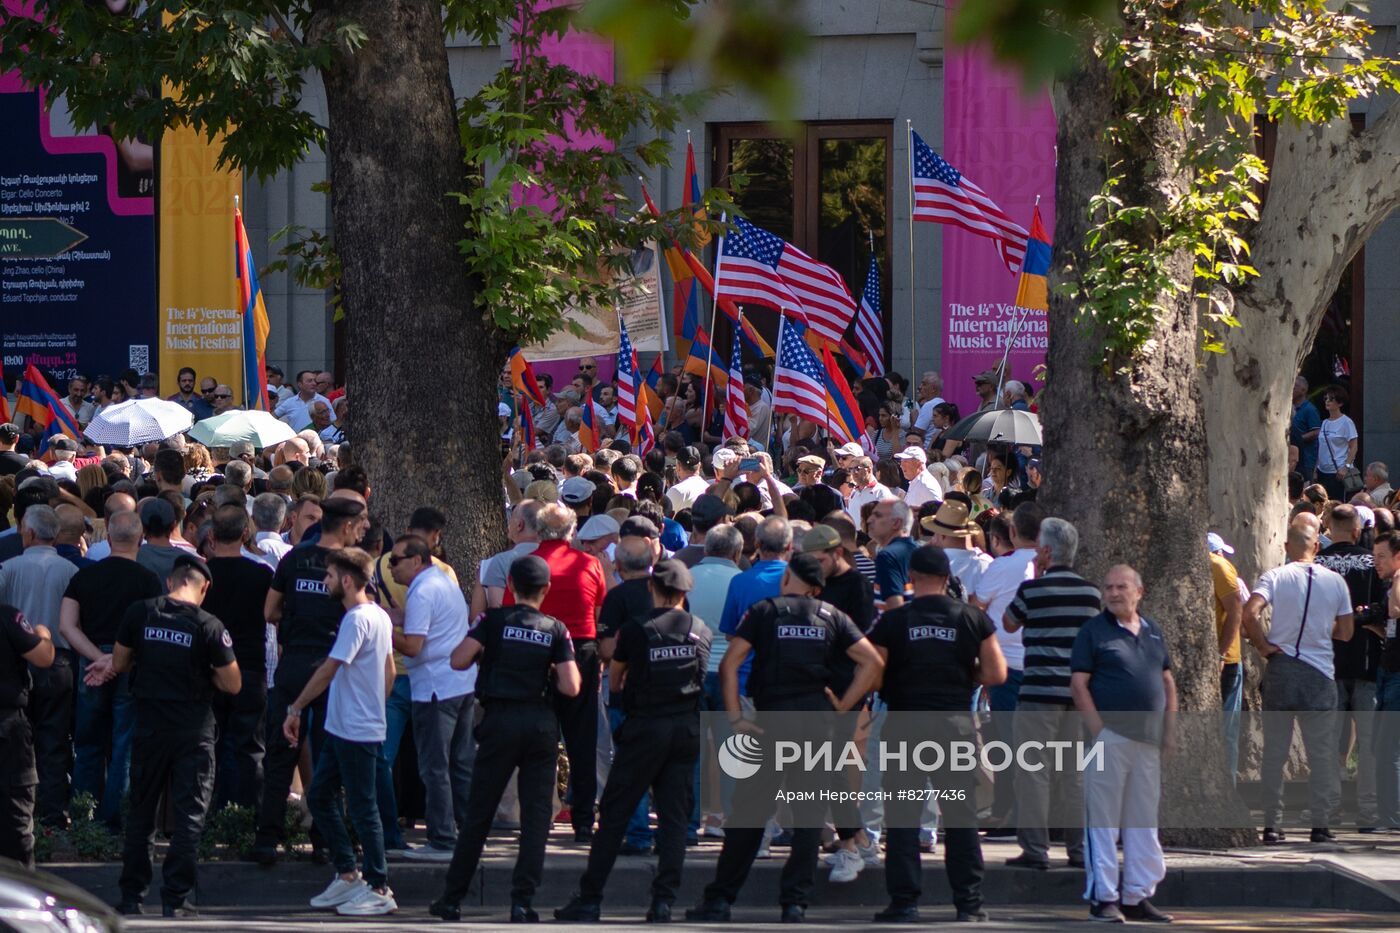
[
  {"left": 430, "top": 555, "right": 581, "bottom": 923},
  {"left": 556, "top": 559, "right": 712, "bottom": 922},
  {"left": 0, "top": 603, "right": 54, "bottom": 868},
  {"left": 687, "top": 552, "right": 884, "bottom": 924},
  {"left": 113, "top": 555, "right": 242, "bottom": 917},
  {"left": 868, "top": 545, "right": 1007, "bottom": 922}
]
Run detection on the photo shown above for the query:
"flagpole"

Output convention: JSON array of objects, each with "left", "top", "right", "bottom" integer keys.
[
  {"left": 772, "top": 308, "right": 786, "bottom": 453},
  {"left": 700, "top": 214, "right": 726, "bottom": 429},
  {"left": 905, "top": 119, "right": 916, "bottom": 385}
]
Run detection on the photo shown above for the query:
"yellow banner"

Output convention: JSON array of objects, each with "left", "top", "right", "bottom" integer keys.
[{"left": 157, "top": 122, "right": 244, "bottom": 401}]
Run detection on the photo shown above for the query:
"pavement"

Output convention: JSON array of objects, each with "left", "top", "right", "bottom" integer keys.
[{"left": 47, "top": 825, "right": 1400, "bottom": 927}]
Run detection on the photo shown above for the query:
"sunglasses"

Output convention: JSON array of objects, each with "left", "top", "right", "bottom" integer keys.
[
  {"left": 579, "top": 365, "right": 596, "bottom": 371},
  {"left": 213, "top": 393, "right": 233, "bottom": 399},
  {"left": 388, "top": 554, "right": 414, "bottom": 567},
  {"left": 201, "top": 388, "right": 216, "bottom": 394}
]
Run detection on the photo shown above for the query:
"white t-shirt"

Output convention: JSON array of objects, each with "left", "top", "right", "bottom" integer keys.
[
  {"left": 1252, "top": 561, "right": 1351, "bottom": 679},
  {"left": 974, "top": 548, "right": 1037, "bottom": 670},
  {"left": 253, "top": 531, "right": 292, "bottom": 572},
  {"left": 403, "top": 566, "right": 476, "bottom": 701},
  {"left": 948, "top": 547, "right": 993, "bottom": 596},
  {"left": 913, "top": 396, "right": 946, "bottom": 433},
  {"left": 326, "top": 602, "right": 393, "bottom": 742},
  {"left": 1315, "top": 415, "right": 1358, "bottom": 475},
  {"left": 666, "top": 473, "right": 711, "bottom": 513},
  {"left": 902, "top": 469, "right": 943, "bottom": 510}
]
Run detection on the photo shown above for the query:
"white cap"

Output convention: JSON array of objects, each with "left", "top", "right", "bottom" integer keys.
[
  {"left": 712, "top": 447, "right": 738, "bottom": 470},
  {"left": 893, "top": 446, "right": 927, "bottom": 464},
  {"left": 497, "top": 402, "right": 511, "bottom": 418},
  {"left": 833, "top": 442, "right": 863, "bottom": 458},
  {"left": 577, "top": 514, "right": 621, "bottom": 541}
]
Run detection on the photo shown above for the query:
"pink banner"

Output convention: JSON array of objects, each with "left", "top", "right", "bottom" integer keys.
[{"left": 941, "top": 36, "right": 1056, "bottom": 413}]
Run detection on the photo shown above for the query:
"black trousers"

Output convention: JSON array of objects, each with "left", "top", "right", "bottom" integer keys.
[
  {"left": 0, "top": 709, "right": 38, "bottom": 868},
  {"left": 580, "top": 712, "right": 699, "bottom": 904},
  {"left": 120, "top": 707, "right": 216, "bottom": 908},
  {"left": 256, "top": 652, "right": 327, "bottom": 847},
  {"left": 214, "top": 676, "right": 267, "bottom": 811},
  {"left": 439, "top": 703, "right": 560, "bottom": 907},
  {"left": 28, "top": 649, "right": 73, "bottom": 827},
  {"left": 556, "top": 639, "right": 600, "bottom": 833},
  {"left": 881, "top": 715, "right": 984, "bottom": 913},
  {"left": 703, "top": 703, "right": 832, "bottom": 909}
]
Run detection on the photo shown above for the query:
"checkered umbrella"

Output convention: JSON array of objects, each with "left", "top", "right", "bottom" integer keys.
[{"left": 83, "top": 398, "right": 194, "bottom": 446}]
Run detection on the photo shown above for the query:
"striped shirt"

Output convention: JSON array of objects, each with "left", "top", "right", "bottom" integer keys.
[{"left": 1005, "top": 567, "right": 1102, "bottom": 705}]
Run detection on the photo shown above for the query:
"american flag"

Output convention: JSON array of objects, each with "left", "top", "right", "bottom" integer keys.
[
  {"left": 911, "top": 129, "right": 1028, "bottom": 274},
  {"left": 615, "top": 315, "right": 640, "bottom": 434},
  {"left": 772, "top": 317, "right": 830, "bottom": 428},
  {"left": 716, "top": 216, "right": 857, "bottom": 344},
  {"left": 723, "top": 322, "right": 749, "bottom": 439},
  {"left": 851, "top": 254, "right": 884, "bottom": 375}
]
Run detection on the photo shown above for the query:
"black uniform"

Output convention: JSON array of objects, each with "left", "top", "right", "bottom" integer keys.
[
  {"left": 0, "top": 605, "right": 43, "bottom": 867},
  {"left": 869, "top": 594, "right": 995, "bottom": 916},
  {"left": 437, "top": 605, "right": 574, "bottom": 912},
  {"left": 703, "top": 595, "right": 864, "bottom": 910},
  {"left": 116, "top": 596, "right": 237, "bottom": 911},
  {"left": 577, "top": 608, "right": 711, "bottom": 907},
  {"left": 255, "top": 543, "right": 341, "bottom": 852}
]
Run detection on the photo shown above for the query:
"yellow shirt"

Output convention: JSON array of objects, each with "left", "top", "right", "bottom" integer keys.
[
  {"left": 373, "top": 554, "right": 460, "bottom": 675},
  {"left": 1210, "top": 552, "right": 1242, "bottom": 664}
]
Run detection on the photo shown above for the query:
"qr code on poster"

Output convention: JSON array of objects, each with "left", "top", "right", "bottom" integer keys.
[{"left": 129, "top": 345, "right": 150, "bottom": 375}]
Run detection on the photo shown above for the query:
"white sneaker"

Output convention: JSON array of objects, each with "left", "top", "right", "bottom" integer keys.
[
  {"left": 857, "top": 840, "right": 882, "bottom": 867},
  {"left": 337, "top": 885, "right": 398, "bottom": 916},
  {"left": 401, "top": 844, "right": 454, "bottom": 862},
  {"left": 827, "top": 847, "right": 865, "bottom": 883},
  {"left": 310, "top": 875, "right": 367, "bottom": 909}
]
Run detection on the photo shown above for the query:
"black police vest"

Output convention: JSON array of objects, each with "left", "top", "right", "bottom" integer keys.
[
  {"left": 625, "top": 612, "right": 703, "bottom": 715},
  {"left": 884, "top": 598, "right": 977, "bottom": 711},
  {"left": 475, "top": 606, "right": 558, "bottom": 703},
  {"left": 756, "top": 597, "right": 838, "bottom": 701}
]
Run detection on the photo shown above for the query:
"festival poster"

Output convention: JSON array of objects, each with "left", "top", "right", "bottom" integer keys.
[
  {"left": 156, "top": 118, "right": 244, "bottom": 401},
  {"left": 524, "top": 244, "right": 667, "bottom": 366},
  {"left": 0, "top": 0, "right": 157, "bottom": 386},
  {"left": 941, "top": 34, "right": 1056, "bottom": 412}
]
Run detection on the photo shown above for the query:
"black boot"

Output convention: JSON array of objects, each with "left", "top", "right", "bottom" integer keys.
[
  {"left": 684, "top": 897, "right": 731, "bottom": 922},
  {"left": 511, "top": 901, "right": 539, "bottom": 922},
  {"left": 646, "top": 899, "right": 673, "bottom": 922},
  {"left": 553, "top": 896, "right": 601, "bottom": 922}
]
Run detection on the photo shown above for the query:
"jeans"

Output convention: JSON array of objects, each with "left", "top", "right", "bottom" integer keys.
[
  {"left": 1220, "top": 663, "right": 1244, "bottom": 785},
  {"left": 411, "top": 692, "right": 476, "bottom": 849},
  {"left": 375, "top": 674, "right": 412, "bottom": 849},
  {"left": 607, "top": 704, "right": 654, "bottom": 848},
  {"left": 987, "top": 668, "right": 1023, "bottom": 823},
  {"left": 1260, "top": 654, "right": 1340, "bottom": 830},
  {"left": 1375, "top": 668, "right": 1400, "bottom": 830},
  {"left": 1337, "top": 678, "right": 1378, "bottom": 826},
  {"left": 859, "top": 694, "right": 937, "bottom": 845},
  {"left": 72, "top": 653, "right": 136, "bottom": 829},
  {"left": 307, "top": 735, "right": 386, "bottom": 890},
  {"left": 700, "top": 673, "right": 735, "bottom": 820}
]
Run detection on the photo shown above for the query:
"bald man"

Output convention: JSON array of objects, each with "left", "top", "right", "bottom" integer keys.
[{"left": 85, "top": 493, "right": 138, "bottom": 563}]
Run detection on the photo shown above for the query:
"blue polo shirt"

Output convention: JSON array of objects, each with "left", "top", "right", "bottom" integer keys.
[
  {"left": 874, "top": 536, "right": 918, "bottom": 604},
  {"left": 1070, "top": 610, "right": 1172, "bottom": 744},
  {"left": 719, "top": 558, "right": 786, "bottom": 692},
  {"left": 1291, "top": 399, "right": 1322, "bottom": 478}
]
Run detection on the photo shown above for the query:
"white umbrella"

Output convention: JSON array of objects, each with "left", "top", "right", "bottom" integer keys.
[
  {"left": 84, "top": 398, "right": 194, "bottom": 446},
  {"left": 189, "top": 409, "right": 297, "bottom": 449}
]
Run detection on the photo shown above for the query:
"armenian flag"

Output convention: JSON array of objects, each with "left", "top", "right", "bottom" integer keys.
[
  {"left": 16, "top": 365, "right": 80, "bottom": 453},
  {"left": 682, "top": 325, "right": 727, "bottom": 391},
  {"left": 820, "top": 345, "right": 864, "bottom": 446},
  {"left": 518, "top": 393, "right": 537, "bottom": 450},
  {"left": 1014, "top": 204, "right": 1051, "bottom": 312},
  {"left": 509, "top": 347, "right": 548, "bottom": 407},
  {"left": 642, "top": 354, "right": 666, "bottom": 420},
  {"left": 234, "top": 207, "right": 272, "bottom": 411},
  {"left": 578, "top": 397, "right": 598, "bottom": 453},
  {"left": 739, "top": 314, "right": 775, "bottom": 359}
]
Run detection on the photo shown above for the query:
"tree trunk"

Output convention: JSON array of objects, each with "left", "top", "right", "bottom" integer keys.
[
  {"left": 1041, "top": 58, "right": 1253, "bottom": 846},
  {"left": 314, "top": 0, "right": 510, "bottom": 564}
]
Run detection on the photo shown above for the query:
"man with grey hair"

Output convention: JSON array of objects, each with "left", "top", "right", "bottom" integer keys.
[
  {"left": 223, "top": 459, "right": 253, "bottom": 496},
  {"left": 1002, "top": 517, "right": 1102, "bottom": 870},
  {"left": 911, "top": 371, "right": 946, "bottom": 434},
  {"left": 0, "top": 505, "right": 81, "bottom": 825},
  {"left": 211, "top": 383, "right": 238, "bottom": 416},
  {"left": 482, "top": 500, "right": 544, "bottom": 609},
  {"left": 718, "top": 517, "right": 791, "bottom": 727},
  {"left": 868, "top": 499, "right": 916, "bottom": 611},
  {"left": 551, "top": 391, "right": 581, "bottom": 444},
  {"left": 1001, "top": 380, "right": 1030, "bottom": 411},
  {"left": 846, "top": 457, "right": 894, "bottom": 522},
  {"left": 1364, "top": 461, "right": 1392, "bottom": 505},
  {"left": 251, "top": 493, "right": 291, "bottom": 571}
]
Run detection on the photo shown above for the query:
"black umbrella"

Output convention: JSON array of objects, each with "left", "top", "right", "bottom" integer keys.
[{"left": 943, "top": 408, "right": 1043, "bottom": 446}]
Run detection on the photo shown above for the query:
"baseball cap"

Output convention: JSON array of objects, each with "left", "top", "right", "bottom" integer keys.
[
  {"left": 523, "top": 479, "right": 559, "bottom": 503},
  {"left": 50, "top": 436, "right": 78, "bottom": 452},
  {"left": 1206, "top": 532, "right": 1234, "bottom": 555},
  {"left": 712, "top": 447, "right": 738, "bottom": 470},
  {"left": 893, "top": 446, "right": 927, "bottom": 464},
  {"left": 619, "top": 516, "right": 660, "bottom": 540},
  {"left": 676, "top": 445, "right": 702, "bottom": 468},
  {"left": 833, "top": 442, "right": 863, "bottom": 458},
  {"left": 509, "top": 554, "right": 551, "bottom": 589},
  {"left": 497, "top": 402, "right": 511, "bottom": 418},
  {"left": 229, "top": 440, "right": 256, "bottom": 459},
  {"left": 0, "top": 423, "right": 20, "bottom": 443},
  {"left": 660, "top": 518, "right": 689, "bottom": 553},
  {"left": 171, "top": 553, "right": 212, "bottom": 585},
  {"left": 787, "top": 552, "right": 826, "bottom": 589},
  {"left": 909, "top": 544, "right": 952, "bottom": 577},
  {"left": 973, "top": 369, "right": 997, "bottom": 385},
  {"left": 560, "top": 476, "right": 596, "bottom": 505},
  {"left": 577, "top": 514, "right": 620, "bottom": 542},
  {"left": 690, "top": 494, "right": 732, "bottom": 525},
  {"left": 800, "top": 524, "right": 842, "bottom": 554},
  {"left": 651, "top": 559, "right": 694, "bottom": 593},
  {"left": 138, "top": 497, "right": 177, "bottom": 534}
]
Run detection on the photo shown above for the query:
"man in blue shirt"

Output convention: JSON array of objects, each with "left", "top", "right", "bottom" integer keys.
[
  {"left": 718, "top": 517, "right": 791, "bottom": 695},
  {"left": 868, "top": 500, "right": 917, "bottom": 610},
  {"left": 1291, "top": 375, "right": 1322, "bottom": 480}
]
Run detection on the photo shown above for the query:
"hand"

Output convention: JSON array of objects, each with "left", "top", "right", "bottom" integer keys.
[
  {"left": 824, "top": 686, "right": 844, "bottom": 711},
  {"left": 1161, "top": 732, "right": 1178, "bottom": 762},
  {"left": 720, "top": 458, "right": 741, "bottom": 482},
  {"left": 750, "top": 459, "right": 771, "bottom": 484},
  {"left": 283, "top": 710, "right": 302, "bottom": 745},
  {"left": 1257, "top": 643, "right": 1282, "bottom": 659},
  {"left": 83, "top": 654, "right": 115, "bottom": 686},
  {"left": 731, "top": 716, "right": 764, "bottom": 736}
]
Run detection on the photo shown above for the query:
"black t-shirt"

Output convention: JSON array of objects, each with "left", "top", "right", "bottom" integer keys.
[
  {"left": 816, "top": 569, "right": 875, "bottom": 695},
  {"left": 0, "top": 451, "right": 28, "bottom": 477},
  {"left": 204, "top": 557, "right": 274, "bottom": 673},
  {"left": 1316, "top": 542, "right": 1384, "bottom": 680},
  {"left": 615, "top": 607, "right": 712, "bottom": 717},
  {"left": 734, "top": 595, "right": 864, "bottom": 708},
  {"left": 870, "top": 594, "right": 996, "bottom": 711},
  {"left": 598, "top": 577, "right": 654, "bottom": 641},
  {"left": 271, "top": 543, "right": 342, "bottom": 655},
  {"left": 0, "top": 605, "right": 41, "bottom": 708},
  {"left": 473, "top": 605, "right": 575, "bottom": 704},
  {"left": 63, "top": 556, "right": 163, "bottom": 647},
  {"left": 116, "top": 596, "right": 237, "bottom": 730}
]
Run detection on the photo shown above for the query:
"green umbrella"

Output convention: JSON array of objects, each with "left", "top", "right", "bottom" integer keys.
[{"left": 188, "top": 410, "right": 298, "bottom": 449}]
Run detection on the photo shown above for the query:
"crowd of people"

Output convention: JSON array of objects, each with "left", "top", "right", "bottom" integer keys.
[{"left": 0, "top": 359, "right": 1393, "bottom": 924}]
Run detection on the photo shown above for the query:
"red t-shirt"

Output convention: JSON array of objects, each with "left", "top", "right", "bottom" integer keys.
[{"left": 503, "top": 539, "right": 604, "bottom": 640}]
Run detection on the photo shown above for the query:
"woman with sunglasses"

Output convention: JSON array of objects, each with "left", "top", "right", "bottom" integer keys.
[{"left": 1315, "top": 385, "right": 1359, "bottom": 501}]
